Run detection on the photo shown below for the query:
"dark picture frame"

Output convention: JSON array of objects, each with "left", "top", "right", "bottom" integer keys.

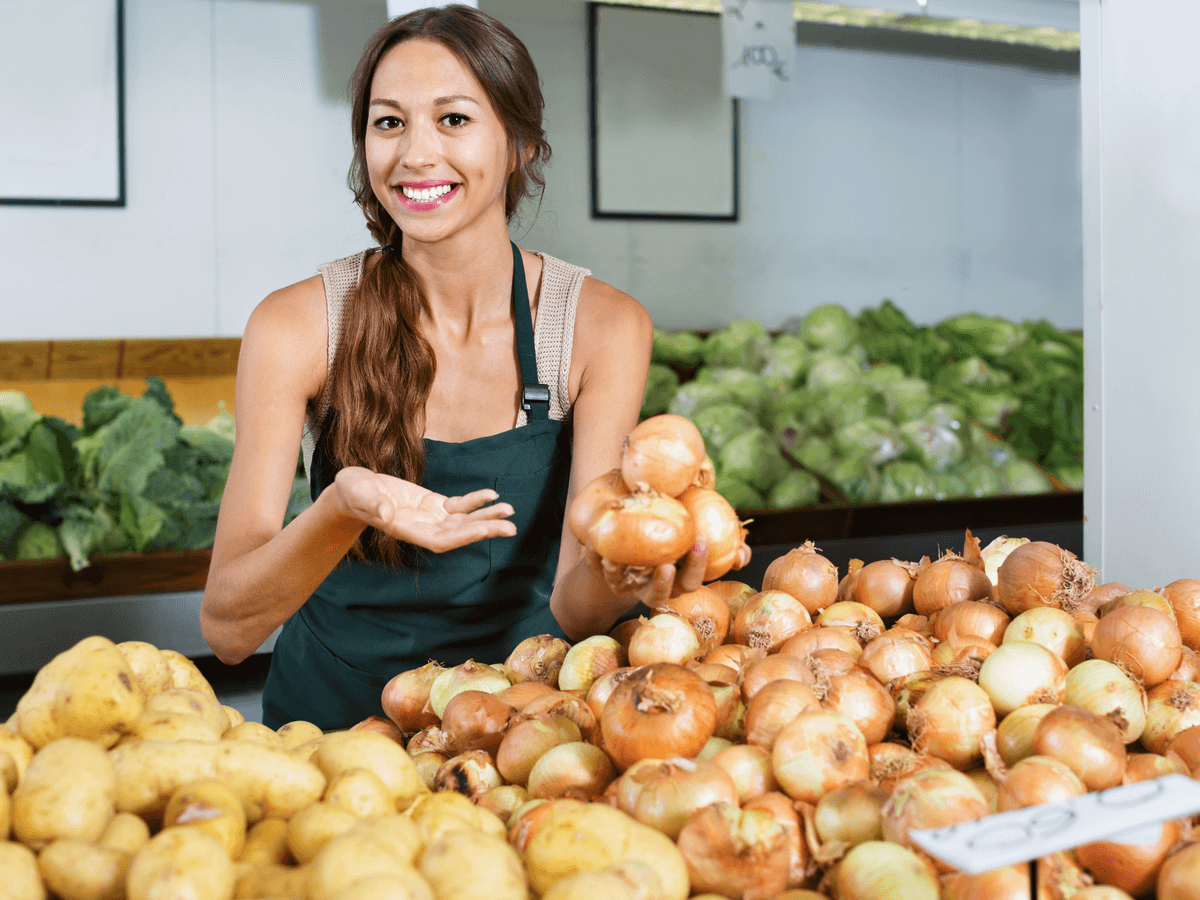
[
  {"left": 0, "top": 0, "right": 126, "bottom": 206},
  {"left": 587, "top": 2, "right": 739, "bottom": 222}
]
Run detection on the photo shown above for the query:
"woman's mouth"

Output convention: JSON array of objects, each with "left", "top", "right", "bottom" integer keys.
[{"left": 396, "top": 182, "right": 460, "bottom": 210}]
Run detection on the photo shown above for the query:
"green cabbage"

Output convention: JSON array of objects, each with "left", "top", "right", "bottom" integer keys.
[
  {"left": 652, "top": 328, "right": 705, "bottom": 368},
  {"left": 696, "top": 367, "right": 775, "bottom": 419},
  {"left": 935, "top": 314, "right": 1024, "bottom": 360},
  {"left": 640, "top": 364, "right": 681, "bottom": 418},
  {"left": 718, "top": 428, "right": 789, "bottom": 494},
  {"left": 1002, "top": 460, "right": 1055, "bottom": 495},
  {"left": 716, "top": 474, "right": 765, "bottom": 511},
  {"left": 800, "top": 305, "right": 859, "bottom": 353},
  {"left": 834, "top": 418, "right": 904, "bottom": 467},
  {"left": 878, "top": 460, "right": 939, "bottom": 503},
  {"left": 805, "top": 354, "right": 862, "bottom": 391},
  {"left": 692, "top": 403, "right": 758, "bottom": 455},
  {"left": 761, "top": 334, "right": 812, "bottom": 386},
  {"left": 1055, "top": 466, "right": 1084, "bottom": 491},
  {"left": 668, "top": 382, "right": 733, "bottom": 420},
  {"left": 820, "top": 384, "right": 886, "bottom": 431},
  {"left": 879, "top": 378, "right": 933, "bottom": 423},
  {"left": 767, "top": 469, "right": 821, "bottom": 509},
  {"left": 826, "top": 457, "right": 879, "bottom": 502},
  {"left": 954, "top": 461, "right": 1005, "bottom": 498},
  {"left": 795, "top": 438, "right": 835, "bottom": 475},
  {"left": 16, "top": 521, "right": 63, "bottom": 560},
  {"left": 702, "top": 320, "right": 772, "bottom": 371}
]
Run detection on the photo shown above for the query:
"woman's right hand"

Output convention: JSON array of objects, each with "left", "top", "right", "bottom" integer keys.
[{"left": 333, "top": 466, "right": 516, "bottom": 552}]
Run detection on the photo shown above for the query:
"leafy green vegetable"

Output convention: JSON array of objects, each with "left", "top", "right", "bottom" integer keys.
[
  {"left": 878, "top": 460, "right": 938, "bottom": 502},
  {"left": 715, "top": 473, "right": 765, "bottom": 511},
  {"left": 696, "top": 367, "right": 776, "bottom": 419},
  {"left": 762, "top": 334, "right": 812, "bottom": 386},
  {"left": 693, "top": 403, "right": 758, "bottom": 455},
  {"left": 795, "top": 437, "right": 835, "bottom": 475},
  {"left": 767, "top": 469, "right": 820, "bottom": 509},
  {"left": 702, "top": 320, "right": 773, "bottom": 371},
  {"left": 805, "top": 354, "right": 861, "bottom": 391},
  {"left": 718, "top": 428, "right": 789, "bottom": 494},
  {"left": 668, "top": 382, "right": 734, "bottom": 420},
  {"left": 826, "top": 457, "right": 879, "bottom": 502},
  {"left": 0, "top": 500, "right": 31, "bottom": 557},
  {"left": 641, "top": 364, "right": 680, "bottom": 418},
  {"left": 801, "top": 305, "right": 859, "bottom": 353},
  {"left": 834, "top": 418, "right": 904, "bottom": 467},
  {"left": 652, "top": 329, "right": 705, "bottom": 369},
  {"left": 16, "top": 521, "right": 63, "bottom": 560},
  {"left": 935, "top": 314, "right": 1024, "bottom": 360},
  {"left": 955, "top": 460, "right": 1005, "bottom": 498},
  {"left": 1002, "top": 460, "right": 1055, "bottom": 495}
]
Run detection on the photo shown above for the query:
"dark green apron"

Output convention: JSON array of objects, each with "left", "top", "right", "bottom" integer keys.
[{"left": 262, "top": 243, "right": 571, "bottom": 730}]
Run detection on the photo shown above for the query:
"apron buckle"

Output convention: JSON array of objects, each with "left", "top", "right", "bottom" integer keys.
[{"left": 521, "top": 383, "right": 551, "bottom": 412}]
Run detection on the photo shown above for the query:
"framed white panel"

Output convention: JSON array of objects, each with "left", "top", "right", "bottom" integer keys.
[
  {"left": 0, "top": 0, "right": 124, "bottom": 205},
  {"left": 588, "top": 2, "right": 738, "bottom": 221}
]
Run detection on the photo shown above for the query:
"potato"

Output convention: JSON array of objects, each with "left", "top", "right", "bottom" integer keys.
[
  {"left": 110, "top": 740, "right": 326, "bottom": 821},
  {"left": 12, "top": 738, "right": 115, "bottom": 849},
  {"left": 418, "top": 829, "right": 528, "bottom": 900},
  {"left": 404, "top": 791, "right": 506, "bottom": 843},
  {"left": 288, "top": 739, "right": 323, "bottom": 764},
  {"left": 1, "top": 786, "right": 9, "bottom": 841},
  {"left": 115, "top": 641, "right": 174, "bottom": 698},
  {"left": 338, "top": 873, "right": 436, "bottom": 900},
  {"left": 222, "top": 706, "right": 246, "bottom": 730},
  {"left": 324, "top": 768, "right": 392, "bottom": 818},
  {"left": 15, "top": 637, "right": 145, "bottom": 749},
  {"left": 98, "top": 812, "right": 150, "bottom": 855},
  {"left": 223, "top": 722, "right": 282, "bottom": 748},
  {"left": 276, "top": 721, "right": 323, "bottom": 751},
  {"left": 159, "top": 649, "right": 218, "bottom": 699},
  {"left": 306, "top": 820, "right": 425, "bottom": 900},
  {"left": 38, "top": 838, "right": 129, "bottom": 900},
  {"left": 314, "top": 732, "right": 424, "bottom": 812},
  {"left": 0, "top": 841, "right": 45, "bottom": 900},
  {"left": 164, "top": 779, "right": 247, "bottom": 859},
  {"left": 232, "top": 861, "right": 309, "bottom": 899},
  {"left": 1, "top": 749, "right": 16, "bottom": 796},
  {"left": 126, "top": 829, "right": 234, "bottom": 900},
  {"left": 122, "top": 710, "right": 222, "bottom": 745},
  {"left": 284, "top": 802, "right": 359, "bottom": 864},
  {"left": 239, "top": 817, "right": 289, "bottom": 866},
  {"left": 145, "top": 689, "right": 230, "bottom": 736},
  {"left": 0, "top": 727, "right": 34, "bottom": 789}
]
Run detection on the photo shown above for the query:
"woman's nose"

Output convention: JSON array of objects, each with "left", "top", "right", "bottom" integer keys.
[{"left": 399, "top": 118, "right": 439, "bottom": 170}]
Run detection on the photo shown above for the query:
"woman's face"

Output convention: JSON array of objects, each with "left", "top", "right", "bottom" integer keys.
[{"left": 365, "top": 38, "right": 514, "bottom": 247}]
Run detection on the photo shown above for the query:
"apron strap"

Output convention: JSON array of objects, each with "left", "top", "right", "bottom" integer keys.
[{"left": 512, "top": 242, "right": 550, "bottom": 422}]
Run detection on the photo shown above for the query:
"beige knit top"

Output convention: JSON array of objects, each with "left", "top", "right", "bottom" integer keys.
[{"left": 301, "top": 248, "right": 591, "bottom": 480}]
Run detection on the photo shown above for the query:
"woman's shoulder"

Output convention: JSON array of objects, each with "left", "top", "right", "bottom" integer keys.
[{"left": 576, "top": 272, "right": 652, "bottom": 342}]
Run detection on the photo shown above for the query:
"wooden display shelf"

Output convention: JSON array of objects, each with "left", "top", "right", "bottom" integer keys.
[{"left": 0, "top": 550, "right": 211, "bottom": 607}]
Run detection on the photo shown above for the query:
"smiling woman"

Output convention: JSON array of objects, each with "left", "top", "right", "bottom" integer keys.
[{"left": 197, "top": 5, "right": 721, "bottom": 730}]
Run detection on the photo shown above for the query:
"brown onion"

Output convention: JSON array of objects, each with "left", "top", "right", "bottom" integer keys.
[
  {"left": 1003, "top": 606, "right": 1087, "bottom": 667},
  {"left": 708, "top": 580, "right": 757, "bottom": 620},
  {"left": 497, "top": 681, "right": 556, "bottom": 710},
  {"left": 1143, "top": 680, "right": 1200, "bottom": 754},
  {"left": 743, "top": 791, "right": 809, "bottom": 889},
  {"left": 772, "top": 709, "right": 869, "bottom": 803},
  {"left": 913, "top": 554, "right": 993, "bottom": 617},
  {"left": 1080, "top": 580, "right": 1135, "bottom": 616},
  {"left": 1158, "top": 840, "right": 1200, "bottom": 900},
  {"left": 761, "top": 542, "right": 839, "bottom": 615},
  {"left": 1174, "top": 646, "right": 1200, "bottom": 682},
  {"left": 621, "top": 413, "right": 706, "bottom": 496},
  {"left": 711, "top": 744, "right": 778, "bottom": 803},
  {"left": 703, "top": 644, "right": 766, "bottom": 671},
  {"left": 869, "top": 742, "right": 950, "bottom": 793},
  {"left": 677, "top": 487, "right": 749, "bottom": 582},
  {"left": 1124, "top": 752, "right": 1187, "bottom": 782},
  {"left": 995, "top": 703, "right": 1057, "bottom": 767},
  {"left": 628, "top": 614, "right": 700, "bottom": 667},
  {"left": 835, "top": 841, "right": 939, "bottom": 900},
  {"left": 813, "top": 781, "right": 888, "bottom": 850},
  {"left": 881, "top": 768, "right": 989, "bottom": 872},
  {"left": 1092, "top": 604, "right": 1183, "bottom": 688},
  {"left": 567, "top": 468, "right": 628, "bottom": 545},
  {"left": 691, "top": 663, "right": 738, "bottom": 686},
  {"left": 440, "top": 690, "right": 515, "bottom": 756},
  {"left": 908, "top": 676, "right": 996, "bottom": 769},
  {"left": 582, "top": 667, "right": 634, "bottom": 720},
  {"left": 941, "top": 865, "right": 1031, "bottom": 900},
  {"left": 996, "top": 540, "right": 1095, "bottom": 615},
  {"left": 521, "top": 691, "right": 599, "bottom": 743},
  {"left": 806, "top": 648, "right": 859, "bottom": 680},
  {"left": 475, "top": 784, "right": 529, "bottom": 825},
  {"left": 607, "top": 618, "right": 641, "bottom": 649},
  {"left": 381, "top": 660, "right": 445, "bottom": 735},
  {"left": 411, "top": 750, "right": 450, "bottom": 791},
  {"left": 1162, "top": 578, "right": 1200, "bottom": 650},
  {"left": 600, "top": 663, "right": 717, "bottom": 770},
  {"left": 1065, "top": 660, "right": 1147, "bottom": 744},
  {"left": 1100, "top": 588, "right": 1177, "bottom": 622},
  {"left": 348, "top": 715, "right": 404, "bottom": 744},
  {"left": 815, "top": 601, "right": 885, "bottom": 646},
  {"left": 983, "top": 732, "right": 1086, "bottom": 811},
  {"left": 741, "top": 655, "right": 814, "bottom": 702},
  {"left": 612, "top": 756, "right": 737, "bottom": 838},
  {"left": 505, "top": 634, "right": 571, "bottom": 686},
  {"left": 711, "top": 683, "right": 747, "bottom": 743},
  {"left": 429, "top": 659, "right": 510, "bottom": 718},
  {"left": 1167, "top": 724, "right": 1200, "bottom": 776},
  {"left": 851, "top": 558, "right": 919, "bottom": 619},
  {"left": 934, "top": 600, "right": 1010, "bottom": 646},
  {"left": 656, "top": 585, "right": 730, "bottom": 653},
  {"left": 745, "top": 679, "right": 822, "bottom": 750},
  {"left": 1077, "top": 819, "right": 1180, "bottom": 898},
  {"left": 857, "top": 634, "right": 934, "bottom": 687},
  {"left": 527, "top": 741, "right": 615, "bottom": 801},
  {"left": 965, "top": 767, "right": 999, "bottom": 813},
  {"left": 816, "top": 669, "right": 896, "bottom": 745},
  {"left": 676, "top": 803, "right": 790, "bottom": 900},
  {"left": 1034, "top": 704, "right": 1126, "bottom": 790},
  {"left": 589, "top": 489, "right": 696, "bottom": 567},
  {"left": 977, "top": 640, "right": 1068, "bottom": 716},
  {"left": 434, "top": 749, "right": 502, "bottom": 799},
  {"left": 890, "top": 671, "right": 943, "bottom": 728},
  {"left": 930, "top": 634, "right": 997, "bottom": 679},
  {"left": 496, "top": 713, "right": 582, "bottom": 785},
  {"left": 779, "top": 626, "right": 862, "bottom": 661},
  {"left": 733, "top": 591, "right": 812, "bottom": 652},
  {"left": 406, "top": 724, "right": 451, "bottom": 756},
  {"left": 895, "top": 612, "right": 934, "bottom": 637},
  {"left": 558, "top": 635, "right": 627, "bottom": 693}
]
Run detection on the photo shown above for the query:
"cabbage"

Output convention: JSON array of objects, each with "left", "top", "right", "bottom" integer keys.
[
  {"left": 933, "top": 471, "right": 970, "bottom": 500},
  {"left": 800, "top": 305, "right": 859, "bottom": 353},
  {"left": 761, "top": 334, "right": 812, "bottom": 386},
  {"left": 692, "top": 403, "right": 758, "bottom": 455},
  {"left": 966, "top": 423, "right": 1015, "bottom": 466},
  {"left": 899, "top": 408, "right": 966, "bottom": 471},
  {"left": 936, "top": 357, "right": 1012, "bottom": 391},
  {"left": 1002, "top": 460, "right": 1055, "bottom": 495},
  {"left": 834, "top": 418, "right": 904, "bottom": 467},
  {"left": 696, "top": 367, "right": 775, "bottom": 419},
  {"left": 1055, "top": 465, "right": 1084, "bottom": 491},
  {"left": 767, "top": 469, "right": 820, "bottom": 509},
  {"left": 826, "top": 457, "right": 879, "bottom": 502},
  {"left": 962, "top": 391, "right": 1021, "bottom": 431},
  {"left": 954, "top": 461, "right": 1005, "bottom": 498},
  {"left": 879, "top": 378, "right": 933, "bottom": 423},
  {"left": 718, "top": 428, "right": 789, "bottom": 494},
  {"left": 795, "top": 437, "right": 835, "bottom": 475},
  {"left": 863, "top": 363, "right": 907, "bottom": 387},
  {"left": 668, "top": 382, "right": 734, "bottom": 420},
  {"left": 771, "top": 414, "right": 807, "bottom": 457},
  {"left": 702, "top": 320, "right": 772, "bottom": 371},
  {"left": 936, "top": 314, "right": 1023, "bottom": 360},
  {"left": 773, "top": 391, "right": 828, "bottom": 435},
  {"left": 821, "top": 383, "right": 887, "bottom": 431},
  {"left": 652, "top": 328, "right": 705, "bottom": 368},
  {"left": 640, "top": 364, "right": 680, "bottom": 418},
  {"left": 16, "top": 520, "right": 63, "bottom": 560},
  {"left": 716, "top": 474, "right": 765, "bottom": 511},
  {"left": 878, "top": 460, "right": 939, "bottom": 503},
  {"left": 805, "top": 353, "right": 862, "bottom": 391}
]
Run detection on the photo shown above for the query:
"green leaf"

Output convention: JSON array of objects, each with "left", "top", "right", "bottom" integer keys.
[
  {"left": 0, "top": 420, "right": 73, "bottom": 504},
  {"left": 142, "top": 377, "right": 184, "bottom": 426},
  {"left": 82, "top": 384, "right": 134, "bottom": 434},
  {"left": 144, "top": 468, "right": 205, "bottom": 507},
  {"left": 57, "top": 503, "right": 111, "bottom": 572},
  {"left": 119, "top": 493, "right": 167, "bottom": 551},
  {"left": 94, "top": 398, "right": 182, "bottom": 499},
  {"left": 0, "top": 500, "right": 30, "bottom": 556}
]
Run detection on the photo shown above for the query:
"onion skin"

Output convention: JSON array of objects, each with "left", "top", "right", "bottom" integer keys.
[
  {"left": 1091, "top": 604, "right": 1183, "bottom": 688},
  {"left": 526, "top": 741, "right": 615, "bottom": 801},
  {"left": 744, "top": 679, "right": 822, "bottom": 750},
  {"left": 703, "top": 644, "right": 766, "bottom": 672},
  {"left": 995, "top": 703, "right": 1057, "bottom": 768},
  {"left": 908, "top": 676, "right": 996, "bottom": 770},
  {"left": 505, "top": 635, "right": 571, "bottom": 686},
  {"left": 1124, "top": 752, "right": 1187, "bottom": 782},
  {"left": 857, "top": 634, "right": 934, "bottom": 686},
  {"left": 429, "top": 659, "right": 511, "bottom": 719},
  {"left": 977, "top": 640, "right": 1068, "bottom": 717},
  {"left": 589, "top": 490, "right": 696, "bottom": 567},
  {"left": 733, "top": 591, "right": 813, "bottom": 653},
  {"left": 1065, "top": 659, "right": 1147, "bottom": 744},
  {"left": 711, "top": 744, "right": 778, "bottom": 804},
  {"left": 1142, "top": 680, "right": 1200, "bottom": 754},
  {"left": 913, "top": 555, "right": 993, "bottom": 617},
  {"left": 558, "top": 636, "right": 627, "bottom": 694},
  {"left": 657, "top": 585, "right": 730, "bottom": 654},
  {"left": 817, "top": 669, "right": 896, "bottom": 746},
  {"left": 1033, "top": 704, "right": 1126, "bottom": 790},
  {"left": 496, "top": 714, "right": 582, "bottom": 786},
  {"left": 772, "top": 709, "right": 869, "bottom": 803},
  {"left": 440, "top": 689, "right": 516, "bottom": 756},
  {"left": 761, "top": 542, "right": 839, "bottom": 616},
  {"left": 621, "top": 413, "right": 706, "bottom": 496},
  {"left": 933, "top": 600, "right": 1010, "bottom": 646},
  {"left": 996, "top": 540, "right": 1095, "bottom": 616},
  {"left": 835, "top": 841, "right": 939, "bottom": 900},
  {"left": 1003, "top": 606, "right": 1087, "bottom": 667},
  {"left": 381, "top": 661, "right": 445, "bottom": 735},
  {"left": 1162, "top": 578, "right": 1200, "bottom": 651},
  {"left": 1158, "top": 841, "right": 1200, "bottom": 900},
  {"left": 1173, "top": 646, "right": 1200, "bottom": 683},
  {"left": 584, "top": 667, "right": 635, "bottom": 720},
  {"left": 600, "top": 663, "right": 717, "bottom": 771},
  {"left": 1166, "top": 724, "right": 1200, "bottom": 776},
  {"left": 612, "top": 757, "right": 738, "bottom": 839},
  {"left": 677, "top": 487, "right": 748, "bottom": 582},
  {"left": 779, "top": 627, "right": 862, "bottom": 661},
  {"left": 497, "top": 681, "right": 556, "bottom": 711},
  {"left": 995, "top": 754, "right": 1086, "bottom": 812},
  {"left": 851, "top": 559, "right": 918, "bottom": 619},
  {"left": 815, "top": 602, "right": 885, "bottom": 646},
  {"left": 521, "top": 691, "right": 600, "bottom": 744},
  {"left": 567, "top": 469, "right": 628, "bottom": 545},
  {"left": 813, "top": 782, "right": 888, "bottom": 848},
  {"left": 627, "top": 614, "right": 700, "bottom": 667},
  {"left": 1081, "top": 580, "right": 1135, "bottom": 616},
  {"left": 708, "top": 581, "right": 757, "bottom": 620},
  {"left": 676, "top": 803, "right": 790, "bottom": 900},
  {"left": 743, "top": 791, "right": 810, "bottom": 890},
  {"left": 740, "top": 655, "right": 815, "bottom": 703},
  {"left": 1077, "top": 819, "right": 1180, "bottom": 898},
  {"left": 881, "top": 768, "right": 989, "bottom": 872},
  {"left": 941, "top": 865, "right": 1032, "bottom": 900}
]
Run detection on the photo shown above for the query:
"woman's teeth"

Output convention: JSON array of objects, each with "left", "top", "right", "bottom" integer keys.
[{"left": 401, "top": 184, "right": 454, "bottom": 201}]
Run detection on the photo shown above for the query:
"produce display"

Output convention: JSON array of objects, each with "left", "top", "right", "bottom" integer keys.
[{"left": 644, "top": 303, "right": 1083, "bottom": 511}]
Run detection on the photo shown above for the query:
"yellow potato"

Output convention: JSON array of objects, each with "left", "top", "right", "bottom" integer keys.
[
  {"left": 164, "top": 779, "right": 248, "bottom": 859},
  {"left": 0, "top": 841, "right": 45, "bottom": 900},
  {"left": 15, "top": 636, "right": 145, "bottom": 749},
  {"left": 232, "top": 861, "right": 309, "bottom": 899},
  {"left": 314, "top": 732, "right": 424, "bottom": 812},
  {"left": 98, "top": 812, "right": 150, "bottom": 855},
  {"left": 338, "top": 873, "right": 437, "bottom": 900},
  {"left": 404, "top": 791, "right": 506, "bottom": 843},
  {"left": 0, "top": 727, "right": 34, "bottom": 789},
  {"left": 222, "top": 706, "right": 246, "bottom": 730},
  {"left": 288, "top": 739, "right": 323, "bottom": 764},
  {"left": 324, "top": 768, "right": 392, "bottom": 818},
  {"left": 126, "top": 829, "right": 234, "bottom": 900},
  {"left": 1, "top": 786, "right": 9, "bottom": 841},
  {"left": 418, "top": 828, "right": 528, "bottom": 900},
  {"left": 306, "top": 821, "right": 425, "bottom": 900},
  {"left": 115, "top": 641, "right": 174, "bottom": 698},
  {"left": 284, "top": 802, "right": 359, "bottom": 864},
  {"left": 238, "top": 817, "right": 289, "bottom": 865},
  {"left": 159, "top": 649, "right": 218, "bottom": 699},
  {"left": 145, "top": 689, "right": 230, "bottom": 736},
  {"left": 122, "top": 710, "right": 222, "bottom": 745},
  {"left": 223, "top": 722, "right": 282, "bottom": 748},
  {"left": 276, "top": 721, "right": 323, "bottom": 751},
  {"left": 37, "top": 838, "right": 129, "bottom": 900},
  {"left": 1, "top": 749, "right": 16, "bottom": 796},
  {"left": 12, "top": 738, "right": 115, "bottom": 849}
]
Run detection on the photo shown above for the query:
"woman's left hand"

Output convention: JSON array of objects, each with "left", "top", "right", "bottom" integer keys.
[{"left": 585, "top": 538, "right": 752, "bottom": 612}]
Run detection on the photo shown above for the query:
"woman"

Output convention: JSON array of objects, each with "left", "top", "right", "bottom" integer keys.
[{"left": 200, "top": 6, "right": 726, "bottom": 730}]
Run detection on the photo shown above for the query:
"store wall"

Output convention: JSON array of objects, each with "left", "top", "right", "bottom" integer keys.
[{"left": 0, "top": 0, "right": 1081, "bottom": 337}]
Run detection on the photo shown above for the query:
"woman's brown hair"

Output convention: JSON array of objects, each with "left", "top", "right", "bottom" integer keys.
[{"left": 325, "top": 5, "right": 551, "bottom": 564}]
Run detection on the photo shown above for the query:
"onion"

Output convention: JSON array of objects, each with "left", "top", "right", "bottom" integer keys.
[
  {"left": 779, "top": 626, "right": 862, "bottom": 661},
  {"left": 980, "top": 536, "right": 1030, "bottom": 586},
  {"left": 913, "top": 553, "right": 993, "bottom": 617},
  {"left": 567, "top": 468, "right": 628, "bottom": 545},
  {"left": 1034, "top": 704, "right": 1126, "bottom": 790},
  {"left": 869, "top": 742, "right": 950, "bottom": 793},
  {"left": 964, "top": 767, "right": 999, "bottom": 813},
  {"left": 744, "top": 679, "right": 821, "bottom": 750},
  {"left": 733, "top": 591, "right": 813, "bottom": 652},
  {"left": 1124, "top": 751, "right": 1187, "bottom": 782},
  {"left": 996, "top": 540, "right": 1095, "bottom": 615},
  {"left": 850, "top": 558, "right": 919, "bottom": 618},
  {"left": 558, "top": 635, "right": 627, "bottom": 693},
  {"left": 933, "top": 600, "right": 1010, "bottom": 646},
  {"left": 407, "top": 724, "right": 452, "bottom": 756},
  {"left": 1100, "top": 588, "right": 1177, "bottom": 622},
  {"left": 1142, "top": 680, "right": 1200, "bottom": 754},
  {"left": 496, "top": 713, "right": 582, "bottom": 785},
  {"left": 1162, "top": 578, "right": 1200, "bottom": 651},
  {"left": 692, "top": 663, "right": 738, "bottom": 686},
  {"left": 908, "top": 676, "right": 996, "bottom": 769},
  {"left": 583, "top": 667, "right": 635, "bottom": 719},
  {"left": 881, "top": 768, "right": 989, "bottom": 871},
  {"left": 504, "top": 635, "right": 571, "bottom": 686},
  {"left": 816, "top": 669, "right": 896, "bottom": 745},
  {"left": 857, "top": 634, "right": 934, "bottom": 686},
  {"left": 429, "top": 660, "right": 510, "bottom": 718},
  {"left": 813, "top": 781, "right": 888, "bottom": 850},
  {"left": 703, "top": 644, "right": 766, "bottom": 671},
  {"left": 1081, "top": 580, "right": 1135, "bottom": 616},
  {"left": 656, "top": 585, "right": 730, "bottom": 653},
  {"left": 895, "top": 613, "right": 934, "bottom": 638},
  {"left": 805, "top": 648, "right": 860, "bottom": 683},
  {"left": 743, "top": 791, "right": 809, "bottom": 889},
  {"left": 434, "top": 749, "right": 503, "bottom": 798},
  {"left": 600, "top": 663, "right": 717, "bottom": 770},
  {"left": 1002, "top": 606, "right": 1087, "bottom": 667},
  {"left": 994, "top": 703, "right": 1057, "bottom": 767},
  {"left": 527, "top": 741, "right": 615, "bottom": 801},
  {"left": 1091, "top": 604, "right": 1183, "bottom": 688},
  {"left": 607, "top": 618, "right": 641, "bottom": 649},
  {"left": 695, "top": 454, "right": 717, "bottom": 490},
  {"left": 1065, "top": 660, "right": 1147, "bottom": 744},
  {"left": 628, "top": 614, "right": 700, "bottom": 667},
  {"left": 772, "top": 710, "right": 869, "bottom": 803},
  {"left": 1173, "top": 646, "right": 1200, "bottom": 682},
  {"left": 589, "top": 489, "right": 696, "bottom": 567},
  {"left": 620, "top": 413, "right": 706, "bottom": 496},
  {"left": 712, "top": 682, "right": 748, "bottom": 743},
  {"left": 977, "top": 640, "right": 1068, "bottom": 716},
  {"left": 474, "top": 785, "right": 529, "bottom": 825},
  {"left": 440, "top": 689, "right": 515, "bottom": 756},
  {"left": 983, "top": 732, "right": 1085, "bottom": 811},
  {"left": 740, "top": 655, "right": 815, "bottom": 702},
  {"left": 761, "top": 542, "right": 839, "bottom": 616},
  {"left": 930, "top": 634, "right": 996, "bottom": 680},
  {"left": 611, "top": 756, "right": 737, "bottom": 838},
  {"left": 348, "top": 714, "right": 405, "bottom": 743},
  {"left": 676, "top": 803, "right": 790, "bottom": 900},
  {"left": 835, "top": 841, "right": 939, "bottom": 900},
  {"left": 711, "top": 744, "right": 777, "bottom": 803},
  {"left": 941, "top": 865, "right": 1031, "bottom": 900},
  {"left": 521, "top": 691, "right": 599, "bottom": 743},
  {"left": 497, "top": 681, "right": 556, "bottom": 710},
  {"left": 1076, "top": 819, "right": 1180, "bottom": 898},
  {"left": 411, "top": 750, "right": 450, "bottom": 791},
  {"left": 381, "top": 660, "right": 445, "bottom": 735},
  {"left": 708, "top": 580, "right": 757, "bottom": 620},
  {"left": 890, "top": 671, "right": 943, "bottom": 728},
  {"left": 815, "top": 601, "right": 885, "bottom": 646},
  {"left": 1158, "top": 841, "right": 1200, "bottom": 900},
  {"left": 677, "top": 487, "right": 749, "bottom": 582}
]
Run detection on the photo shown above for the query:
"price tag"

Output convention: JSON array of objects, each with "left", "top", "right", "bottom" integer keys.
[{"left": 909, "top": 774, "right": 1200, "bottom": 874}]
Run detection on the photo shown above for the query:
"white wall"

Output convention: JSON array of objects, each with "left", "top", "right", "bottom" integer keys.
[
  {"left": 0, "top": 0, "right": 1081, "bottom": 337},
  {"left": 830, "top": 0, "right": 1079, "bottom": 31},
  {"left": 1081, "top": 0, "right": 1200, "bottom": 586}
]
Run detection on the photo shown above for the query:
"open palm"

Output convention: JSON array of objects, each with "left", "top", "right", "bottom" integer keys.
[{"left": 334, "top": 466, "right": 516, "bottom": 552}]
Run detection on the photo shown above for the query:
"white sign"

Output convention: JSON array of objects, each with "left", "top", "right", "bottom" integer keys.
[
  {"left": 386, "top": 0, "right": 476, "bottom": 20},
  {"left": 910, "top": 774, "right": 1200, "bottom": 874},
  {"left": 721, "top": 0, "right": 794, "bottom": 100}
]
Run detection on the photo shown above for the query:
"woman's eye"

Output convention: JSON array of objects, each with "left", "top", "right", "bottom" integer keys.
[
  {"left": 442, "top": 113, "right": 469, "bottom": 127},
  {"left": 375, "top": 116, "right": 402, "bottom": 130}
]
